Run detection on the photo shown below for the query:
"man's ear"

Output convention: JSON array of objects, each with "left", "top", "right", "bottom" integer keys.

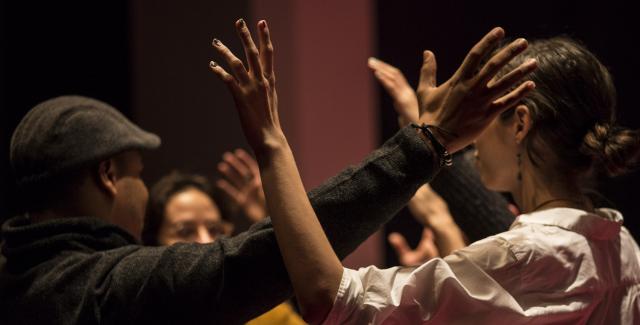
[
  {"left": 97, "top": 159, "right": 118, "bottom": 197},
  {"left": 514, "top": 105, "right": 533, "bottom": 145}
]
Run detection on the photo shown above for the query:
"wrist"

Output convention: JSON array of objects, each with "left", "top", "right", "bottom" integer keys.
[
  {"left": 253, "top": 129, "right": 289, "bottom": 164},
  {"left": 411, "top": 123, "right": 453, "bottom": 167}
]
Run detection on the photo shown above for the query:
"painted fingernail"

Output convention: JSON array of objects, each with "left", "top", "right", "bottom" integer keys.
[
  {"left": 209, "top": 61, "right": 218, "bottom": 68},
  {"left": 238, "top": 18, "right": 246, "bottom": 27},
  {"left": 213, "top": 38, "right": 221, "bottom": 46}
]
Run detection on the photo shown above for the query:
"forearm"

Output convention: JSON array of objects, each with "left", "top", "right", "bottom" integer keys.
[
  {"left": 430, "top": 222, "right": 466, "bottom": 256},
  {"left": 429, "top": 153, "right": 514, "bottom": 242},
  {"left": 257, "top": 139, "right": 343, "bottom": 323},
  {"left": 181, "top": 127, "right": 439, "bottom": 323},
  {"left": 310, "top": 126, "right": 440, "bottom": 259}
]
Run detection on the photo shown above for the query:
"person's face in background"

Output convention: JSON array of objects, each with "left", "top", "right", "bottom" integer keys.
[{"left": 157, "top": 188, "right": 228, "bottom": 245}]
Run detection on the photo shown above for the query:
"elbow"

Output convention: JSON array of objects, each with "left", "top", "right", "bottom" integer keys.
[{"left": 299, "top": 286, "right": 336, "bottom": 324}]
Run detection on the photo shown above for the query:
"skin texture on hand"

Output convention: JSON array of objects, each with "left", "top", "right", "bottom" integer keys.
[
  {"left": 209, "top": 19, "right": 283, "bottom": 157},
  {"left": 368, "top": 57, "right": 419, "bottom": 127},
  {"left": 408, "top": 184, "right": 466, "bottom": 256},
  {"left": 388, "top": 184, "right": 467, "bottom": 267},
  {"left": 415, "top": 28, "right": 537, "bottom": 153},
  {"left": 216, "top": 148, "right": 267, "bottom": 225},
  {"left": 388, "top": 228, "right": 439, "bottom": 266}
]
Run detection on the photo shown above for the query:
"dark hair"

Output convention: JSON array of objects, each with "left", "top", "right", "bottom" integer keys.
[
  {"left": 142, "top": 171, "right": 216, "bottom": 245},
  {"left": 496, "top": 37, "right": 639, "bottom": 179}
]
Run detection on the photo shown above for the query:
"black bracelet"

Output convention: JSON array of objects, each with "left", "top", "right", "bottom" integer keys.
[{"left": 411, "top": 123, "right": 453, "bottom": 167}]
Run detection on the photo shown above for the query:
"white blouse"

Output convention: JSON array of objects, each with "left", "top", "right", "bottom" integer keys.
[{"left": 324, "top": 208, "right": 640, "bottom": 324}]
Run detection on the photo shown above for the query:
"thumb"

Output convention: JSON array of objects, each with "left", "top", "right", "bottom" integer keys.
[
  {"left": 388, "top": 232, "right": 411, "bottom": 256},
  {"left": 418, "top": 50, "right": 437, "bottom": 91}
]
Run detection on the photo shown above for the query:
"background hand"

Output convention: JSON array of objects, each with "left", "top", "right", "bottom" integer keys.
[
  {"left": 368, "top": 57, "right": 419, "bottom": 127},
  {"left": 388, "top": 228, "right": 439, "bottom": 266},
  {"left": 216, "top": 148, "right": 267, "bottom": 224},
  {"left": 406, "top": 184, "right": 466, "bottom": 256}
]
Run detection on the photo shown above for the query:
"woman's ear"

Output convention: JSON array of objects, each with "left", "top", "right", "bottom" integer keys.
[
  {"left": 514, "top": 105, "right": 533, "bottom": 144},
  {"left": 97, "top": 159, "right": 118, "bottom": 197}
]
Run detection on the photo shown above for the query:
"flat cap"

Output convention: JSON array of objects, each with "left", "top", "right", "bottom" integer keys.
[{"left": 10, "top": 95, "right": 161, "bottom": 186}]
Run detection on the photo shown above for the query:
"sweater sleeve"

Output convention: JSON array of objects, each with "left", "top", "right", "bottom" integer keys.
[
  {"left": 428, "top": 152, "right": 514, "bottom": 243},
  {"left": 115, "top": 126, "right": 439, "bottom": 324}
]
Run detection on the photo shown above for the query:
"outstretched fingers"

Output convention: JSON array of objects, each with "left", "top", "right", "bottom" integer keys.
[
  {"left": 487, "top": 58, "right": 537, "bottom": 99},
  {"left": 209, "top": 61, "right": 241, "bottom": 96},
  {"left": 257, "top": 20, "right": 275, "bottom": 84},
  {"left": 457, "top": 27, "right": 504, "bottom": 80},
  {"left": 211, "top": 38, "right": 250, "bottom": 85},
  {"left": 489, "top": 81, "right": 536, "bottom": 116},
  {"left": 235, "top": 18, "right": 263, "bottom": 79},
  {"left": 474, "top": 37, "right": 529, "bottom": 90}
]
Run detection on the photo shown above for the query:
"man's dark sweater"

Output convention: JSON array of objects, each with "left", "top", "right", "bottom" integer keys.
[{"left": 0, "top": 127, "right": 439, "bottom": 324}]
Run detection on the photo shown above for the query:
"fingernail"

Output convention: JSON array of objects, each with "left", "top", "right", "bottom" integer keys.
[
  {"left": 209, "top": 61, "right": 218, "bottom": 68},
  {"left": 213, "top": 38, "right": 221, "bottom": 46},
  {"left": 259, "top": 20, "right": 266, "bottom": 28},
  {"left": 368, "top": 57, "right": 378, "bottom": 64},
  {"left": 238, "top": 18, "right": 246, "bottom": 27}
]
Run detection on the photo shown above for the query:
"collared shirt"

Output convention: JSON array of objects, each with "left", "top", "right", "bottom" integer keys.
[{"left": 325, "top": 208, "right": 640, "bottom": 324}]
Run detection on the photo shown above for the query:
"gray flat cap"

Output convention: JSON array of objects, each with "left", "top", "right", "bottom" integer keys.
[{"left": 10, "top": 95, "right": 161, "bottom": 186}]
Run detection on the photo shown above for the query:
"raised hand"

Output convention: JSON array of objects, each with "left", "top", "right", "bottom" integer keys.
[
  {"left": 407, "top": 184, "right": 466, "bottom": 256},
  {"left": 416, "top": 27, "right": 537, "bottom": 153},
  {"left": 388, "top": 228, "right": 439, "bottom": 267},
  {"left": 209, "top": 19, "right": 283, "bottom": 156},
  {"left": 216, "top": 148, "right": 267, "bottom": 223},
  {"left": 368, "top": 57, "right": 419, "bottom": 127}
]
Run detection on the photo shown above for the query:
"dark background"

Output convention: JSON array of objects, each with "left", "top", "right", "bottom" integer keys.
[{"left": 2, "top": 1, "right": 638, "bottom": 267}]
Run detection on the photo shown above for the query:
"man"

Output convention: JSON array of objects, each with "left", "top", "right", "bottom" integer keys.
[
  {"left": 1, "top": 19, "right": 532, "bottom": 324},
  {"left": 0, "top": 94, "right": 438, "bottom": 324}
]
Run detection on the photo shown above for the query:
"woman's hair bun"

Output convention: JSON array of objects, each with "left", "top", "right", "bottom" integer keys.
[{"left": 582, "top": 123, "right": 640, "bottom": 177}]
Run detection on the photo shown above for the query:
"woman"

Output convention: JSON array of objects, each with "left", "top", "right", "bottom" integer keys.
[
  {"left": 143, "top": 170, "right": 304, "bottom": 325},
  {"left": 143, "top": 171, "right": 232, "bottom": 245},
  {"left": 210, "top": 19, "right": 639, "bottom": 324}
]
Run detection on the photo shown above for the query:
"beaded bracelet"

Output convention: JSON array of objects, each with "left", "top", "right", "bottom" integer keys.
[{"left": 411, "top": 123, "right": 454, "bottom": 167}]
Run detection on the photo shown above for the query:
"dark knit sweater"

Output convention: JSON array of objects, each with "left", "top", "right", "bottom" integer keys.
[
  {"left": 0, "top": 126, "right": 438, "bottom": 324},
  {"left": 429, "top": 152, "right": 514, "bottom": 242}
]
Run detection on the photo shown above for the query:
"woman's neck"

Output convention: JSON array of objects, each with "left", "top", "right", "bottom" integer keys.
[{"left": 512, "top": 162, "right": 594, "bottom": 214}]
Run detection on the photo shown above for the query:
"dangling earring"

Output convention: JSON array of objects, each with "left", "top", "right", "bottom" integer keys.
[{"left": 517, "top": 152, "right": 522, "bottom": 181}]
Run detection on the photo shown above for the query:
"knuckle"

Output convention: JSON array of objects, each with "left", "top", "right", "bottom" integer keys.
[
  {"left": 485, "top": 61, "right": 498, "bottom": 72},
  {"left": 230, "top": 58, "right": 244, "bottom": 69},
  {"left": 467, "top": 51, "right": 482, "bottom": 62},
  {"left": 222, "top": 74, "right": 235, "bottom": 83}
]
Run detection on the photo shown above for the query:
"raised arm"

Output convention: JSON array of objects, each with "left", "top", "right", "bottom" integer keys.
[
  {"left": 369, "top": 57, "right": 516, "bottom": 242},
  {"left": 211, "top": 21, "right": 536, "bottom": 324}
]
